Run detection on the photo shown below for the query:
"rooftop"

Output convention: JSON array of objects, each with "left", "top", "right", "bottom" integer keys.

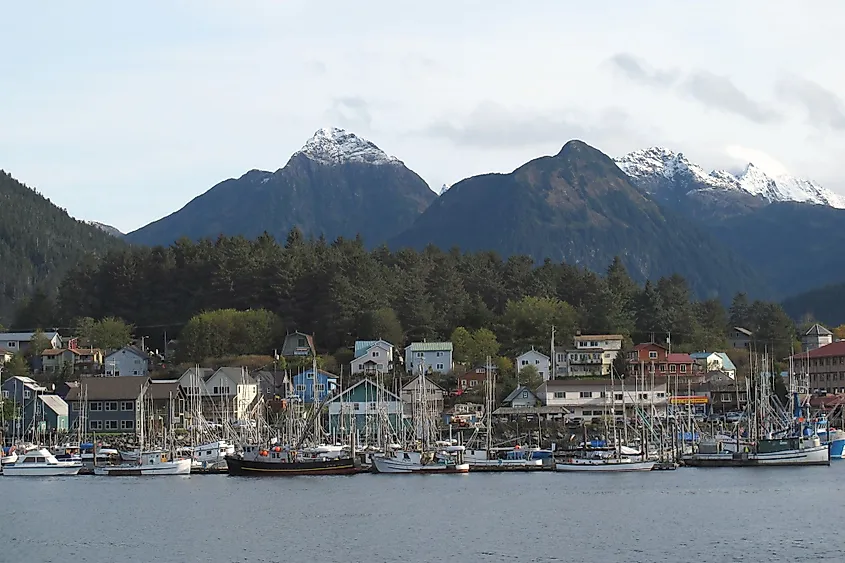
[
  {"left": 407, "top": 341, "right": 453, "bottom": 352},
  {"left": 805, "top": 323, "right": 833, "bottom": 337},
  {"left": 792, "top": 341, "right": 845, "bottom": 360},
  {"left": 667, "top": 353, "right": 694, "bottom": 363},
  {"left": 0, "top": 331, "right": 60, "bottom": 342},
  {"left": 575, "top": 334, "right": 624, "bottom": 340},
  {"left": 66, "top": 377, "right": 147, "bottom": 401}
]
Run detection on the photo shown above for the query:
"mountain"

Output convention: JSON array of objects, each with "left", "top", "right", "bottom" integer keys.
[
  {"left": 783, "top": 282, "right": 845, "bottom": 326},
  {"left": 615, "top": 147, "right": 845, "bottom": 217},
  {"left": 126, "top": 127, "right": 436, "bottom": 247},
  {"left": 87, "top": 221, "right": 124, "bottom": 238},
  {"left": 0, "top": 170, "right": 125, "bottom": 321},
  {"left": 391, "top": 140, "right": 768, "bottom": 300}
]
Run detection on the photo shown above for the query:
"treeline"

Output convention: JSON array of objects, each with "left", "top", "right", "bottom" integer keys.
[{"left": 13, "top": 230, "right": 797, "bottom": 363}]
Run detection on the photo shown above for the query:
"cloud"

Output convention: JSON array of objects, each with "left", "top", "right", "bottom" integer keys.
[
  {"left": 724, "top": 145, "right": 790, "bottom": 177},
  {"left": 607, "top": 53, "right": 679, "bottom": 87},
  {"left": 326, "top": 96, "right": 372, "bottom": 129},
  {"left": 681, "top": 71, "right": 781, "bottom": 124},
  {"left": 776, "top": 77, "right": 845, "bottom": 131}
]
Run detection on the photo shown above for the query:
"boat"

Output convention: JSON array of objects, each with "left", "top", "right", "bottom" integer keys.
[
  {"left": 2, "top": 448, "right": 83, "bottom": 476},
  {"left": 683, "top": 435, "right": 830, "bottom": 467},
  {"left": 93, "top": 450, "right": 192, "bottom": 476},
  {"left": 555, "top": 453, "right": 656, "bottom": 472},
  {"left": 190, "top": 440, "right": 235, "bottom": 471},
  {"left": 1, "top": 446, "right": 18, "bottom": 466},
  {"left": 372, "top": 446, "right": 470, "bottom": 474},
  {"left": 225, "top": 445, "right": 362, "bottom": 476}
]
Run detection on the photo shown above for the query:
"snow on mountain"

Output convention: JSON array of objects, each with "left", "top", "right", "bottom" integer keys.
[
  {"left": 615, "top": 147, "right": 845, "bottom": 208},
  {"left": 292, "top": 127, "right": 401, "bottom": 166},
  {"left": 86, "top": 221, "right": 124, "bottom": 237}
]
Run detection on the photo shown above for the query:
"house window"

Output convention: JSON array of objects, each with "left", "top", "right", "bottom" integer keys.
[
  {"left": 521, "top": 391, "right": 528, "bottom": 398},
  {"left": 358, "top": 364, "right": 363, "bottom": 370},
  {"left": 89, "top": 420, "right": 103, "bottom": 430},
  {"left": 120, "top": 420, "right": 134, "bottom": 430},
  {"left": 680, "top": 365, "right": 687, "bottom": 373},
  {"left": 656, "top": 393, "right": 666, "bottom": 398},
  {"left": 353, "top": 403, "right": 360, "bottom": 410},
  {"left": 639, "top": 393, "right": 648, "bottom": 400},
  {"left": 470, "top": 380, "right": 477, "bottom": 387},
  {"left": 535, "top": 360, "right": 540, "bottom": 365},
  {"left": 436, "top": 352, "right": 443, "bottom": 357},
  {"left": 24, "top": 390, "right": 32, "bottom": 399},
  {"left": 307, "top": 373, "right": 314, "bottom": 379},
  {"left": 316, "top": 384, "right": 325, "bottom": 392},
  {"left": 659, "top": 364, "right": 667, "bottom": 372},
  {"left": 554, "top": 392, "right": 565, "bottom": 398},
  {"left": 90, "top": 402, "right": 103, "bottom": 411},
  {"left": 580, "top": 391, "right": 593, "bottom": 398},
  {"left": 649, "top": 351, "right": 658, "bottom": 359},
  {"left": 521, "top": 360, "right": 528, "bottom": 366},
  {"left": 105, "top": 420, "right": 119, "bottom": 430},
  {"left": 669, "top": 364, "right": 676, "bottom": 373},
  {"left": 436, "top": 363, "right": 444, "bottom": 371},
  {"left": 213, "top": 387, "right": 219, "bottom": 394},
  {"left": 373, "top": 351, "right": 380, "bottom": 357},
  {"left": 721, "top": 393, "right": 731, "bottom": 403},
  {"left": 1, "top": 390, "right": 7, "bottom": 399},
  {"left": 7, "top": 342, "right": 15, "bottom": 347},
  {"left": 105, "top": 401, "right": 119, "bottom": 411},
  {"left": 296, "top": 385, "right": 305, "bottom": 392},
  {"left": 460, "top": 379, "right": 467, "bottom": 387},
  {"left": 416, "top": 352, "right": 424, "bottom": 358},
  {"left": 121, "top": 401, "right": 134, "bottom": 411},
  {"left": 614, "top": 393, "right": 623, "bottom": 401},
  {"left": 298, "top": 338, "right": 306, "bottom": 347}
]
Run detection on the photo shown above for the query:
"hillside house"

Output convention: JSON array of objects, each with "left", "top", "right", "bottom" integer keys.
[
  {"left": 351, "top": 340, "right": 394, "bottom": 375},
  {"left": 803, "top": 324, "right": 833, "bottom": 352},
  {"left": 401, "top": 374, "right": 446, "bottom": 415},
  {"left": 627, "top": 343, "right": 697, "bottom": 377},
  {"left": 405, "top": 342, "right": 453, "bottom": 374},
  {"left": 457, "top": 367, "right": 489, "bottom": 392},
  {"left": 290, "top": 369, "right": 338, "bottom": 404},
  {"left": 515, "top": 348, "right": 550, "bottom": 381},
  {"left": 728, "top": 327, "right": 753, "bottom": 349},
  {"left": 41, "top": 348, "right": 104, "bottom": 375},
  {"left": 689, "top": 352, "right": 737, "bottom": 379},
  {"left": 104, "top": 346, "right": 149, "bottom": 377},
  {"left": 0, "top": 331, "right": 61, "bottom": 354},
  {"left": 326, "top": 378, "right": 407, "bottom": 438},
  {"left": 281, "top": 332, "right": 316, "bottom": 358},
  {"left": 503, "top": 385, "right": 539, "bottom": 408},
  {"left": 536, "top": 377, "right": 669, "bottom": 420}
]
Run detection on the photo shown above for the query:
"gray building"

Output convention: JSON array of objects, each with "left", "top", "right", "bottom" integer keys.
[
  {"left": 405, "top": 342, "right": 454, "bottom": 374},
  {"left": 104, "top": 346, "right": 149, "bottom": 377}
]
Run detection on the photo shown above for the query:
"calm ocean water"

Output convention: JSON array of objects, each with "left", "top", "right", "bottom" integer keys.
[{"left": 2, "top": 467, "right": 845, "bottom": 563}]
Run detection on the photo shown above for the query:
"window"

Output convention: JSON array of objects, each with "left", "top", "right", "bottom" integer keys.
[
  {"left": 680, "top": 364, "right": 687, "bottom": 373},
  {"left": 316, "top": 384, "right": 325, "bottom": 392},
  {"left": 121, "top": 420, "right": 135, "bottom": 430},
  {"left": 470, "top": 380, "right": 477, "bottom": 387},
  {"left": 656, "top": 393, "right": 666, "bottom": 398},
  {"left": 121, "top": 401, "right": 134, "bottom": 411},
  {"left": 460, "top": 379, "right": 467, "bottom": 387},
  {"left": 307, "top": 373, "right": 314, "bottom": 379},
  {"left": 353, "top": 403, "right": 360, "bottom": 410},
  {"left": 521, "top": 360, "right": 528, "bottom": 366},
  {"left": 649, "top": 351, "right": 658, "bottom": 359},
  {"left": 105, "top": 420, "right": 119, "bottom": 430},
  {"left": 105, "top": 401, "right": 119, "bottom": 411},
  {"left": 7, "top": 342, "right": 15, "bottom": 348},
  {"left": 89, "top": 420, "right": 103, "bottom": 430},
  {"left": 535, "top": 359, "right": 540, "bottom": 365},
  {"left": 639, "top": 393, "right": 648, "bottom": 400},
  {"left": 721, "top": 393, "right": 732, "bottom": 403},
  {"left": 580, "top": 391, "right": 593, "bottom": 398},
  {"left": 1, "top": 390, "right": 7, "bottom": 399},
  {"left": 614, "top": 393, "right": 623, "bottom": 401},
  {"left": 373, "top": 351, "right": 380, "bottom": 357},
  {"left": 132, "top": 371, "right": 138, "bottom": 375},
  {"left": 213, "top": 386, "right": 219, "bottom": 394},
  {"left": 669, "top": 364, "right": 676, "bottom": 373},
  {"left": 521, "top": 391, "right": 528, "bottom": 398},
  {"left": 90, "top": 402, "right": 102, "bottom": 411},
  {"left": 554, "top": 392, "right": 565, "bottom": 398},
  {"left": 24, "top": 390, "right": 31, "bottom": 399},
  {"left": 358, "top": 364, "right": 363, "bottom": 370},
  {"left": 659, "top": 364, "right": 667, "bottom": 372},
  {"left": 416, "top": 352, "right": 424, "bottom": 358},
  {"left": 436, "top": 363, "right": 444, "bottom": 371},
  {"left": 436, "top": 351, "right": 443, "bottom": 357},
  {"left": 296, "top": 385, "right": 305, "bottom": 392},
  {"left": 298, "top": 337, "right": 306, "bottom": 347}
]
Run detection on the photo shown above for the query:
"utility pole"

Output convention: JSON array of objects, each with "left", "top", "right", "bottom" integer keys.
[{"left": 550, "top": 326, "right": 556, "bottom": 380}]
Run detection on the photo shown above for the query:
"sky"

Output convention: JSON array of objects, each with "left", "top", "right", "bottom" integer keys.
[{"left": 3, "top": 1, "right": 845, "bottom": 233}]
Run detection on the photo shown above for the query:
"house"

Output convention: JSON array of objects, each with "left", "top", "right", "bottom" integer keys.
[
  {"left": 290, "top": 369, "right": 338, "bottom": 404},
  {"left": 1, "top": 376, "right": 68, "bottom": 437},
  {"left": 200, "top": 367, "right": 259, "bottom": 422},
  {"left": 177, "top": 367, "right": 215, "bottom": 396},
  {"left": 627, "top": 343, "right": 697, "bottom": 378},
  {"left": 104, "top": 346, "right": 149, "bottom": 377},
  {"left": 0, "top": 331, "right": 62, "bottom": 354},
  {"left": 326, "top": 378, "right": 407, "bottom": 438},
  {"left": 281, "top": 331, "right": 316, "bottom": 358},
  {"left": 791, "top": 341, "right": 845, "bottom": 394},
  {"left": 401, "top": 374, "right": 446, "bottom": 414},
  {"left": 503, "top": 385, "right": 539, "bottom": 408},
  {"left": 404, "top": 342, "right": 453, "bottom": 374},
  {"left": 536, "top": 377, "right": 669, "bottom": 420},
  {"left": 457, "top": 367, "right": 489, "bottom": 392},
  {"left": 351, "top": 339, "right": 394, "bottom": 375},
  {"left": 689, "top": 352, "right": 737, "bottom": 379},
  {"left": 515, "top": 348, "right": 550, "bottom": 381},
  {"left": 803, "top": 324, "right": 833, "bottom": 352},
  {"left": 40, "top": 348, "right": 104, "bottom": 375},
  {"left": 728, "top": 327, "right": 753, "bottom": 349},
  {"left": 253, "top": 370, "right": 289, "bottom": 400},
  {"left": 66, "top": 376, "right": 185, "bottom": 434},
  {"left": 554, "top": 334, "right": 623, "bottom": 378}
]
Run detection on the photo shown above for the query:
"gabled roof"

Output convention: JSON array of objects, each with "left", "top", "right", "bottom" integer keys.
[
  {"left": 805, "top": 323, "right": 832, "bottom": 337},
  {"left": 353, "top": 339, "right": 394, "bottom": 358},
  {"left": 792, "top": 341, "right": 845, "bottom": 360},
  {"left": 714, "top": 352, "right": 737, "bottom": 372},
  {"left": 293, "top": 368, "right": 338, "bottom": 381},
  {"left": 66, "top": 377, "right": 147, "bottom": 401},
  {"left": 731, "top": 327, "right": 753, "bottom": 337},
  {"left": 516, "top": 348, "right": 550, "bottom": 360},
  {"left": 211, "top": 367, "right": 257, "bottom": 385},
  {"left": 39, "top": 394, "right": 68, "bottom": 417},
  {"left": 179, "top": 367, "right": 215, "bottom": 382},
  {"left": 146, "top": 380, "right": 183, "bottom": 400},
  {"left": 632, "top": 342, "right": 668, "bottom": 351},
  {"left": 401, "top": 374, "right": 446, "bottom": 392},
  {"left": 407, "top": 341, "right": 453, "bottom": 352},
  {"left": 326, "top": 378, "right": 402, "bottom": 403},
  {"left": 667, "top": 353, "right": 694, "bottom": 363},
  {"left": 689, "top": 352, "right": 716, "bottom": 360},
  {"left": 503, "top": 385, "right": 538, "bottom": 404},
  {"left": 41, "top": 348, "right": 69, "bottom": 357},
  {"left": 105, "top": 345, "right": 147, "bottom": 360},
  {"left": 574, "top": 334, "right": 624, "bottom": 340},
  {"left": 283, "top": 331, "right": 316, "bottom": 354},
  {"left": 0, "top": 331, "right": 60, "bottom": 342}
]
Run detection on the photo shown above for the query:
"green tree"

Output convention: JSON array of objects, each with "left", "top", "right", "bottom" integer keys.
[
  {"left": 27, "top": 330, "right": 53, "bottom": 359},
  {"left": 451, "top": 327, "right": 500, "bottom": 367},
  {"left": 73, "top": 317, "right": 97, "bottom": 348},
  {"left": 517, "top": 364, "right": 542, "bottom": 390},
  {"left": 91, "top": 317, "right": 134, "bottom": 350},
  {"left": 729, "top": 293, "right": 752, "bottom": 329},
  {"left": 450, "top": 327, "right": 473, "bottom": 364},
  {"left": 5, "top": 354, "right": 30, "bottom": 377},
  {"left": 356, "top": 308, "right": 404, "bottom": 347},
  {"left": 500, "top": 296, "right": 578, "bottom": 354},
  {"left": 178, "top": 309, "right": 283, "bottom": 363}
]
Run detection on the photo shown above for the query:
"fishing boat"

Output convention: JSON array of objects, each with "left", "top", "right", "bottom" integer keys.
[
  {"left": 684, "top": 435, "right": 829, "bottom": 467},
  {"left": 94, "top": 450, "right": 192, "bottom": 476},
  {"left": 372, "top": 446, "right": 470, "bottom": 474},
  {"left": 555, "top": 451, "right": 656, "bottom": 472},
  {"left": 2, "top": 448, "right": 83, "bottom": 476},
  {"left": 225, "top": 445, "right": 362, "bottom": 475}
]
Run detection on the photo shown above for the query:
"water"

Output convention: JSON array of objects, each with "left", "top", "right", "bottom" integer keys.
[{"left": 2, "top": 467, "right": 845, "bottom": 563}]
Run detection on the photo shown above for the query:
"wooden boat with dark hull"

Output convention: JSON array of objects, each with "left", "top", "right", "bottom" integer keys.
[{"left": 225, "top": 450, "right": 363, "bottom": 476}]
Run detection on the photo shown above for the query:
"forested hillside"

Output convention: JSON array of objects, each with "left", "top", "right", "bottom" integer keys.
[
  {"left": 0, "top": 171, "right": 124, "bottom": 320},
  {"left": 38, "top": 231, "right": 797, "bottom": 360}
]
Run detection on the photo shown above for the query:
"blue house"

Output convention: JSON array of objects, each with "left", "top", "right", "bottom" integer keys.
[{"left": 290, "top": 369, "right": 338, "bottom": 404}]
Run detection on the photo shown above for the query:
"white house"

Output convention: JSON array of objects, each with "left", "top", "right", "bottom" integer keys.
[
  {"left": 351, "top": 340, "right": 394, "bottom": 375},
  {"left": 536, "top": 377, "right": 668, "bottom": 420},
  {"left": 0, "top": 331, "right": 61, "bottom": 353},
  {"left": 556, "top": 334, "right": 623, "bottom": 378},
  {"left": 689, "top": 352, "right": 737, "bottom": 379},
  {"left": 515, "top": 348, "right": 550, "bottom": 381},
  {"left": 104, "top": 346, "right": 149, "bottom": 377},
  {"left": 503, "top": 385, "right": 539, "bottom": 408},
  {"left": 803, "top": 324, "right": 833, "bottom": 352},
  {"left": 401, "top": 374, "right": 446, "bottom": 414},
  {"left": 177, "top": 367, "right": 215, "bottom": 396},
  {"left": 201, "top": 367, "right": 258, "bottom": 422},
  {"left": 405, "top": 342, "right": 453, "bottom": 374}
]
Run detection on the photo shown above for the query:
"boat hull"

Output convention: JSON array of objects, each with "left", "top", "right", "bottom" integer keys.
[
  {"left": 555, "top": 459, "right": 656, "bottom": 472},
  {"left": 684, "top": 445, "right": 830, "bottom": 467},
  {"left": 3, "top": 464, "right": 82, "bottom": 476},
  {"left": 93, "top": 458, "right": 192, "bottom": 476},
  {"left": 372, "top": 456, "right": 469, "bottom": 474},
  {"left": 225, "top": 455, "right": 362, "bottom": 476}
]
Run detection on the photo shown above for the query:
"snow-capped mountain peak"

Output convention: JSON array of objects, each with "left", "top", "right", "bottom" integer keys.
[
  {"left": 615, "top": 147, "right": 845, "bottom": 208},
  {"left": 293, "top": 127, "right": 401, "bottom": 166}
]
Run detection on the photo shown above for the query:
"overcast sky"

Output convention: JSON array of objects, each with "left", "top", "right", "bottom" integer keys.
[{"left": 3, "top": 1, "right": 845, "bottom": 233}]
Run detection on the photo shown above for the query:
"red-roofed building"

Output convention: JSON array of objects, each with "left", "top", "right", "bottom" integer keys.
[
  {"left": 627, "top": 343, "right": 697, "bottom": 377},
  {"left": 791, "top": 341, "right": 845, "bottom": 393}
]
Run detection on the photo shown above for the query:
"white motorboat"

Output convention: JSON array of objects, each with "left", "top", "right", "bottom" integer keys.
[
  {"left": 2, "top": 448, "right": 83, "bottom": 476},
  {"left": 94, "top": 450, "right": 192, "bottom": 476},
  {"left": 555, "top": 455, "right": 656, "bottom": 472},
  {"left": 1, "top": 447, "right": 18, "bottom": 466},
  {"left": 191, "top": 440, "right": 235, "bottom": 470},
  {"left": 373, "top": 447, "right": 470, "bottom": 474}
]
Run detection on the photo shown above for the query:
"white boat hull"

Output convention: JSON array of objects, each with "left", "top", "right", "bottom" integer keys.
[
  {"left": 3, "top": 464, "right": 82, "bottom": 476},
  {"left": 1, "top": 453, "right": 18, "bottom": 465},
  {"left": 94, "top": 458, "right": 192, "bottom": 476},
  {"left": 555, "top": 459, "right": 656, "bottom": 472},
  {"left": 685, "top": 445, "right": 830, "bottom": 467},
  {"left": 373, "top": 452, "right": 469, "bottom": 474}
]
